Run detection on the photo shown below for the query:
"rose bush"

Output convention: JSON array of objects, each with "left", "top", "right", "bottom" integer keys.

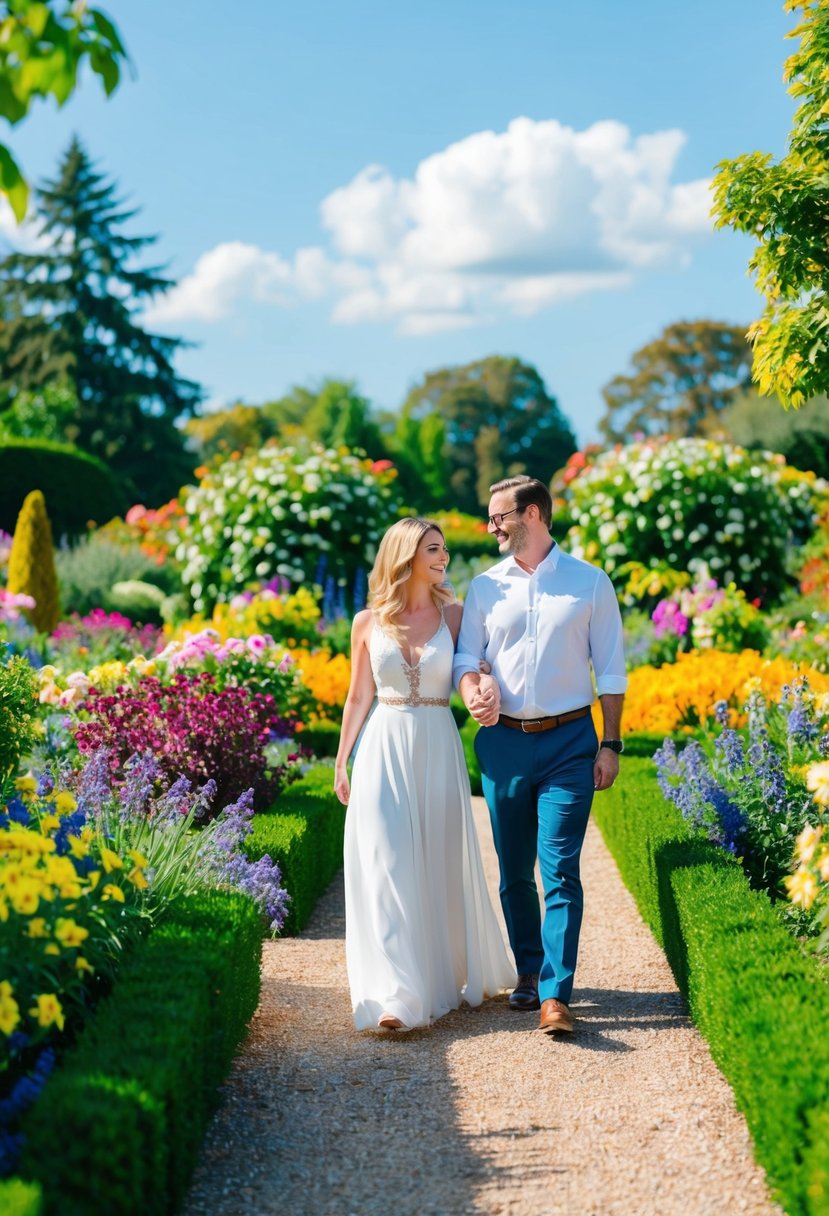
[
  {"left": 562, "top": 437, "right": 824, "bottom": 603},
  {"left": 176, "top": 443, "right": 402, "bottom": 614}
]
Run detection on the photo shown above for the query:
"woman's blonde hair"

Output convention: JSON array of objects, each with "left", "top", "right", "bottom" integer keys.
[{"left": 369, "top": 517, "right": 455, "bottom": 641}]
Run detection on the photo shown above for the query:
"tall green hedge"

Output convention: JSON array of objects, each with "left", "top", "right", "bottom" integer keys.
[
  {"left": 249, "top": 765, "right": 345, "bottom": 935},
  {"left": 17, "top": 889, "right": 261, "bottom": 1216},
  {"left": 594, "top": 753, "right": 829, "bottom": 1216},
  {"left": 0, "top": 440, "right": 124, "bottom": 538}
]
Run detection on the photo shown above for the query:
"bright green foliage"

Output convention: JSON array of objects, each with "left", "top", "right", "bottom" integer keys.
[
  {"left": 563, "top": 436, "right": 822, "bottom": 603},
  {"left": 594, "top": 755, "right": 829, "bottom": 1216},
  {"left": 0, "top": 438, "right": 123, "bottom": 536},
  {"left": 0, "top": 381, "right": 78, "bottom": 442},
  {"left": 0, "top": 653, "right": 38, "bottom": 796},
  {"left": 177, "top": 441, "right": 403, "bottom": 614},
  {"left": 0, "top": 1179, "right": 42, "bottom": 1216},
  {"left": 19, "top": 889, "right": 261, "bottom": 1216},
  {"left": 399, "top": 355, "right": 576, "bottom": 514},
  {"left": 0, "top": 1, "right": 127, "bottom": 220},
  {"left": 0, "top": 138, "right": 201, "bottom": 504},
  {"left": 7, "top": 488, "right": 59, "bottom": 632},
  {"left": 183, "top": 401, "right": 279, "bottom": 462},
  {"left": 599, "top": 321, "right": 753, "bottom": 441},
  {"left": 711, "top": 0, "right": 829, "bottom": 409}
]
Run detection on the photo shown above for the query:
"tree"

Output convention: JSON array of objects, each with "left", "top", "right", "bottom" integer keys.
[
  {"left": 598, "top": 321, "right": 753, "bottom": 443},
  {"left": 0, "top": 1, "right": 127, "bottom": 219},
  {"left": 711, "top": 0, "right": 829, "bottom": 409},
  {"left": 0, "top": 137, "right": 201, "bottom": 503},
  {"left": 184, "top": 402, "right": 278, "bottom": 463},
  {"left": 7, "top": 488, "right": 59, "bottom": 632},
  {"left": 388, "top": 409, "right": 449, "bottom": 512},
  {"left": 399, "top": 356, "right": 576, "bottom": 514},
  {"left": 261, "top": 378, "right": 391, "bottom": 457},
  {"left": 719, "top": 389, "right": 829, "bottom": 478}
]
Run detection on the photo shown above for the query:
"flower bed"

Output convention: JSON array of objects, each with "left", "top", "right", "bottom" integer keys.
[{"left": 593, "top": 753, "right": 829, "bottom": 1216}]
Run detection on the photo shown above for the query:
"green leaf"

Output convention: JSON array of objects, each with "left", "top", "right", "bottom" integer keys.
[
  {"left": 0, "top": 143, "right": 29, "bottom": 222},
  {"left": 89, "top": 44, "right": 120, "bottom": 96},
  {"left": 90, "top": 9, "right": 127, "bottom": 56},
  {"left": 23, "top": 3, "right": 50, "bottom": 38}
]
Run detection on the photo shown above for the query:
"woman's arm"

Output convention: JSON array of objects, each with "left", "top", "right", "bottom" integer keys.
[
  {"left": 334, "top": 610, "right": 376, "bottom": 804},
  {"left": 446, "top": 602, "right": 500, "bottom": 724}
]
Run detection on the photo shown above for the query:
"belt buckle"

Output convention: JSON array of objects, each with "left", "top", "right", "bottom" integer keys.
[{"left": 521, "top": 718, "right": 543, "bottom": 733}]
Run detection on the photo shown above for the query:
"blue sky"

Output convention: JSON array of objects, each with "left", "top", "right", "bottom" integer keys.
[{"left": 8, "top": 1, "right": 795, "bottom": 445}]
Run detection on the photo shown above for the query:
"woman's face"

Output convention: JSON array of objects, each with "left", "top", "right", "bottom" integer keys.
[{"left": 410, "top": 528, "right": 449, "bottom": 585}]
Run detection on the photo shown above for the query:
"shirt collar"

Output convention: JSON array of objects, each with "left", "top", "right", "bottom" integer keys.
[{"left": 504, "top": 540, "right": 559, "bottom": 576}]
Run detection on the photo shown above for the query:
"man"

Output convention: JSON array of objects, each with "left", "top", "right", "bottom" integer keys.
[{"left": 454, "top": 475, "right": 627, "bottom": 1034}]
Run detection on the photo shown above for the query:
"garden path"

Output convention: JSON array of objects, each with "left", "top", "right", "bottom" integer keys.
[{"left": 183, "top": 799, "right": 782, "bottom": 1216}]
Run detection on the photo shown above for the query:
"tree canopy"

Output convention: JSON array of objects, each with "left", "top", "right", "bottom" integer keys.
[
  {"left": 598, "top": 321, "right": 753, "bottom": 443},
  {"left": 0, "top": 137, "right": 201, "bottom": 503},
  {"left": 719, "top": 389, "right": 829, "bottom": 478},
  {"left": 0, "top": 1, "right": 127, "bottom": 220},
  {"left": 711, "top": 0, "right": 829, "bottom": 408},
  {"left": 399, "top": 356, "right": 576, "bottom": 514}
]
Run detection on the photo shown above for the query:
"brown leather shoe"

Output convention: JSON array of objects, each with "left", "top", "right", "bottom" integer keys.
[{"left": 539, "top": 998, "right": 574, "bottom": 1034}]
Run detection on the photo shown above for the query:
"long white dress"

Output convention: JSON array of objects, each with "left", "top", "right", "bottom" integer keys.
[{"left": 344, "top": 613, "right": 516, "bottom": 1030}]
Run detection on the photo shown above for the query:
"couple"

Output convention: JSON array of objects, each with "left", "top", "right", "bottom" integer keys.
[{"left": 334, "top": 476, "right": 627, "bottom": 1034}]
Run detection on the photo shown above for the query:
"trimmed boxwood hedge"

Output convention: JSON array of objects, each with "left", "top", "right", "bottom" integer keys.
[
  {"left": 248, "top": 765, "right": 345, "bottom": 935},
  {"left": 0, "top": 440, "right": 125, "bottom": 538},
  {"left": 594, "top": 752, "right": 829, "bottom": 1216},
  {"left": 14, "top": 889, "right": 262, "bottom": 1216}
]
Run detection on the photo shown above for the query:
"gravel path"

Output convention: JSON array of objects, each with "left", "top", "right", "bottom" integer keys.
[{"left": 184, "top": 799, "right": 782, "bottom": 1216}]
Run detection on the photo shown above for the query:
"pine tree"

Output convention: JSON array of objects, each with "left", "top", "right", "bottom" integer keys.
[
  {"left": 7, "top": 490, "right": 60, "bottom": 634},
  {"left": 0, "top": 137, "right": 202, "bottom": 504}
]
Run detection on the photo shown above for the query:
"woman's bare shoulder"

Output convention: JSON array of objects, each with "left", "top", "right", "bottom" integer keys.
[{"left": 444, "top": 600, "right": 463, "bottom": 639}]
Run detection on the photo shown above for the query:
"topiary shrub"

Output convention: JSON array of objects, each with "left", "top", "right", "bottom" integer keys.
[
  {"left": 7, "top": 490, "right": 59, "bottom": 633},
  {"left": 55, "top": 535, "right": 179, "bottom": 620},
  {"left": 0, "top": 440, "right": 124, "bottom": 539},
  {"left": 176, "top": 442, "right": 403, "bottom": 613},
  {"left": 562, "top": 437, "right": 824, "bottom": 604}
]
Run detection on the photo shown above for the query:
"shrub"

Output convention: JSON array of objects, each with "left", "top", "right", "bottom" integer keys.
[
  {"left": 7, "top": 492, "right": 59, "bottom": 635},
  {"left": 50, "top": 610, "right": 163, "bottom": 669},
  {"left": 55, "top": 535, "right": 178, "bottom": 620},
  {"left": 18, "top": 888, "right": 261, "bottom": 1215},
  {"left": 0, "top": 441, "right": 123, "bottom": 540},
  {"left": 562, "top": 437, "right": 824, "bottom": 604},
  {"left": 0, "top": 656, "right": 38, "bottom": 795},
  {"left": 651, "top": 571, "right": 769, "bottom": 659},
  {"left": 74, "top": 673, "right": 296, "bottom": 816},
  {"left": 176, "top": 442, "right": 403, "bottom": 613},
  {"left": 593, "top": 755, "right": 829, "bottom": 1216}
]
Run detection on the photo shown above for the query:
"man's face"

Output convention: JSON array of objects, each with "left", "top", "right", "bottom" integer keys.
[{"left": 487, "top": 491, "right": 528, "bottom": 554}]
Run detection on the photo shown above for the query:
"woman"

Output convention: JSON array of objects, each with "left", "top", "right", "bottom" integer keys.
[{"left": 335, "top": 517, "right": 515, "bottom": 1031}]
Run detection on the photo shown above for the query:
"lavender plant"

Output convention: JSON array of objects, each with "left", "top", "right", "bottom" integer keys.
[{"left": 654, "top": 680, "right": 829, "bottom": 894}]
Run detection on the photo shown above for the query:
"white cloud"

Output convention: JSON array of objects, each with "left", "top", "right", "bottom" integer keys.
[{"left": 141, "top": 115, "right": 715, "bottom": 334}]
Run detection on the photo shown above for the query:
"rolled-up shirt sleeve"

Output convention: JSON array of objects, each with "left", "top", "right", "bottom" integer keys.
[
  {"left": 453, "top": 581, "right": 486, "bottom": 688},
  {"left": 589, "top": 571, "right": 628, "bottom": 695}
]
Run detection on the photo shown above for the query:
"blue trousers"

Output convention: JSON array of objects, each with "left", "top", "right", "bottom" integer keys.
[{"left": 474, "top": 714, "right": 597, "bottom": 1005}]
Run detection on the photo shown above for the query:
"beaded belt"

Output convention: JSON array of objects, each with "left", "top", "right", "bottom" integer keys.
[
  {"left": 378, "top": 696, "right": 450, "bottom": 708},
  {"left": 498, "top": 706, "right": 591, "bottom": 734}
]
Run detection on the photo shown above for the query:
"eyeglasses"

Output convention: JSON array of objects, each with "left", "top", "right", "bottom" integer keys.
[{"left": 487, "top": 507, "right": 522, "bottom": 527}]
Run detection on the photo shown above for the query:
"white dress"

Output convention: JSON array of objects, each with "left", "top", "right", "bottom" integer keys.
[{"left": 343, "top": 613, "right": 516, "bottom": 1030}]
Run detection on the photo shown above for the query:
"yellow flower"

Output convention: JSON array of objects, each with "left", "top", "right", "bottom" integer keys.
[
  {"left": 0, "top": 981, "right": 20, "bottom": 1036},
  {"left": 44, "top": 943, "right": 60, "bottom": 956},
  {"left": 100, "top": 847, "right": 124, "bottom": 873},
  {"left": 14, "top": 774, "right": 37, "bottom": 797},
  {"left": 39, "top": 814, "right": 60, "bottom": 833},
  {"left": 86, "top": 869, "right": 101, "bottom": 891},
  {"left": 796, "top": 823, "right": 822, "bottom": 864},
  {"left": 102, "top": 883, "right": 125, "bottom": 903},
  {"left": 74, "top": 957, "right": 94, "bottom": 975},
  {"left": 10, "top": 880, "right": 40, "bottom": 916},
  {"left": 786, "top": 866, "right": 820, "bottom": 909},
  {"left": 805, "top": 761, "right": 829, "bottom": 808},
  {"left": 127, "top": 867, "right": 149, "bottom": 891},
  {"left": 818, "top": 848, "right": 829, "bottom": 884},
  {"left": 53, "top": 791, "right": 78, "bottom": 815},
  {"left": 26, "top": 917, "right": 48, "bottom": 938},
  {"left": 127, "top": 848, "right": 149, "bottom": 868},
  {"left": 54, "top": 918, "right": 90, "bottom": 948},
  {"left": 29, "top": 993, "right": 65, "bottom": 1030}
]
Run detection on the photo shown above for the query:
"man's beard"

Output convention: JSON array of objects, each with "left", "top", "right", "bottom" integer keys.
[{"left": 500, "top": 521, "right": 530, "bottom": 554}]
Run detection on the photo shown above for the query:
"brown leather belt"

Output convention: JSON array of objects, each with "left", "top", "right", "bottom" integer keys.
[{"left": 498, "top": 706, "right": 591, "bottom": 734}]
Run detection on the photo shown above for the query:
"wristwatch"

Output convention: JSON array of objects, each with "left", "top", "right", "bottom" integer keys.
[{"left": 600, "top": 739, "right": 624, "bottom": 754}]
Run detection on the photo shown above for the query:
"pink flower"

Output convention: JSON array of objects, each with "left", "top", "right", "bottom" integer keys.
[{"left": 278, "top": 654, "right": 294, "bottom": 673}]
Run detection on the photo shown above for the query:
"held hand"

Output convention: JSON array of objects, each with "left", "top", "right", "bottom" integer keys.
[
  {"left": 334, "top": 768, "right": 350, "bottom": 806},
  {"left": 593, "top": 748, "right": 620, "bottom": 792},
  {"left": 469, "top": 671, "right": 500, "bottom": 727}
]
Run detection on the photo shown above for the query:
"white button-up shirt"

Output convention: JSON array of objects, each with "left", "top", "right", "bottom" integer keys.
[{"left": 453, "top": 544, "right": 627, "bottom": 718}]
